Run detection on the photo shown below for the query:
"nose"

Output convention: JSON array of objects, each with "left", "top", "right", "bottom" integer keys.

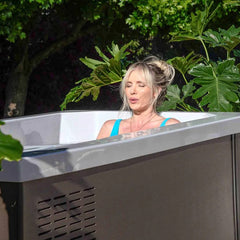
[{"left": 130, "top": 85, "right": 136, "bottom": 94}]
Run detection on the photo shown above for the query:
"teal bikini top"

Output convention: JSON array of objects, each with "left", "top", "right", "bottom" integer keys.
[{"left": 110, "top": 118, "right": 171, "bottom": 137}]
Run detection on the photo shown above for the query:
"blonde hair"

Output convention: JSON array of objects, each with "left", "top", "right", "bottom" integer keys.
[{"left": 120, "top": 56, "right": 175, "bottom": 111}]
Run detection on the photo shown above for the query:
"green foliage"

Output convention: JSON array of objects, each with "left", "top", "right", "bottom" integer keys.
[
  {"left": 191, "top": 59, "right": 240, "bottom": 111},
  {"left": 223, "top": 0, "right": 240, "bottom": 8},
  {"left": 159, "top": 83, "right": 200, "bottom": 112},
  {"left": 0, "top": 121, "right": 23, "bottom": 170},
  {"left": 60, "top": 41, "right": 135, "bottom": 110},
  {"left": 123, "top": 0, "right": 204, "bottom": 36},
  {"left": 61, "top": 1, "right": 240, "bottom": 113},
  {"left": 168, "top": 51, "right": 203, "bottom": 80},
  {"left": 114, "top": 0, "right": 238, "bottom": 38},
  {"left": 0, "top": 0, "right": 63, "bottom": 42},
  {"left": 170, "top": 1, "right": 219, "bottom": 41},
  {"left": 159, "top": 1, "right": 240, "bottom": 112},
  {"left": 203, "top": 25, "right": 240, "bottom": 58}
]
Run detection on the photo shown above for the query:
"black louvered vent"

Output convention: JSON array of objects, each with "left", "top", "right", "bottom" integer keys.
[{"left": 37, "top": 187, "right": 96, "bottom": 240}]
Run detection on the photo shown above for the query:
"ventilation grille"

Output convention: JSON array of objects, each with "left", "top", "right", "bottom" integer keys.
[{"left": 37, "top": 187, "right": 96, "bottom": 240}]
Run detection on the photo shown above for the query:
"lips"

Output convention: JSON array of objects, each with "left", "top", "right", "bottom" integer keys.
[{"left": 129, "top": 98, "right": 138, "bottom": 104}]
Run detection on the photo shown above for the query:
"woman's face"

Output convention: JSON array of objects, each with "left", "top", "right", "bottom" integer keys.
[{"left": 125, "top": 68, "right": 156, "bottom": 113}]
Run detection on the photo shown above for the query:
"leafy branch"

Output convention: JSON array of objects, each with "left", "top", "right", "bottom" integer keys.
[{"left": 60, "top": 41, "right": 135, "bottom": 110}]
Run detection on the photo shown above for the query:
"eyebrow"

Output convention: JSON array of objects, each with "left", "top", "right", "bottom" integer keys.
[{"left": 126, "top": 80, "right": 146, "bottom": 84}]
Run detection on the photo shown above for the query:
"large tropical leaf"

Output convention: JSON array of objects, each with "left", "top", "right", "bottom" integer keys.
[
  {"left": 168, "top": 52, "right": 203, "bottom": 77},
  {"left": 182, "top": 81, "right": 196, "bottom": 99},
  {"left": 157, "top": 85, "right": 181, "bottom": 111},
  {"left": 107, "top": 41, "right": 131, "bottom": 61},
  {"left": 157, "top": 83, "right": 199, "bottom": 112},
  {"left": 80, "top": 57, "right": 105, "bottom": 70},
  {"left": 0, "top": 121, "right": 23, "bottom": 170},
  {"left": 190, "top": 59, "right": 240, "bottom": 111},
  {"left": 203, "top": 25, "right": 240, "bottom": 55},
  {"left": 60, "top": 42, "right": 133, "bottom": 110}
]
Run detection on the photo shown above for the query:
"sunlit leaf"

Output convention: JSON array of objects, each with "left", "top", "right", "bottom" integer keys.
[
  {"left": 190, "top": 59, "right": 240, "bottom": 111},
  {"left": 80, "top": 57, "right": 105, "bottom": 70},
  {"left": 203, "top": 25, "right": 240, "bottom": 54},
  {"left": 157, "top": 100, "right": 177, "bottom": 112},
  {"left": 166, "top": 85, "right": 181, "bottom": 102},
  {"left": 182, "top": 81, "right": 196, "bottom": 99},
  {"left": 0, "top": 122, "right": 23, "bottom": 170},
  {"left": 95, "top": 46, "right": 110, "bottom": 63},
  {"left": 168, "top": 51, "right": 202, "bottom": 76}
]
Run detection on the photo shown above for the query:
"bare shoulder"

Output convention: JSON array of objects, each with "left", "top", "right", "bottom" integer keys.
[
  {"left": 99, "top": 119, "right": 116, "bottom": 131},
  {"left": 165, "top": 118, "right": 180, "bottom": 125},
  {"left": 97, "top": 119, "right": 116, "bottom": 139}
]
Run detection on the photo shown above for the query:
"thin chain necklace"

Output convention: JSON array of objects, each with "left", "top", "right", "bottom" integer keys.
[{"left": 130, "top": 114, "right": 157, "bottom": 132}]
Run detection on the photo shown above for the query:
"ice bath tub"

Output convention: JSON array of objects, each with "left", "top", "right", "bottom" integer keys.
[{"left": 0, "top": 111, "right": 240, "bottom": 240}]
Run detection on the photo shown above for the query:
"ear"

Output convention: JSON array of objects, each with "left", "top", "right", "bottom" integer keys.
[{"left": 154, "top": 87, "right": 162, "bottom": 98}]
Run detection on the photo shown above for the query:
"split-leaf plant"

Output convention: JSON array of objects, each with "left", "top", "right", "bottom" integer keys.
[
  {"left": 0, "top": 121, "right": 23, "bottom": 170},
  {"left": 60, "top": 41, "right": 136, "bottom": 110},
  {"left": 158, "top": 1, "right": 240, "bottom": 112}
]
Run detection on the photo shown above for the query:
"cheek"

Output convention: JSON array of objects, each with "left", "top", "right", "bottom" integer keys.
[
  {"left": 141, "top": 90, "right": 154, "bottom": 102},
  {"left": 125, "top": 88, "right": 130, "bottom": 96}
]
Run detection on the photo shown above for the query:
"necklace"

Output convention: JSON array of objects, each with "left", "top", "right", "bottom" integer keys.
[{"left": 130, "top": 114, "right": 157, "bottom": 132}]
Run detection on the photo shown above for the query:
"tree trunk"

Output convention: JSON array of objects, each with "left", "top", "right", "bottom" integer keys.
[
  {"left": 3, "top": 40, "right": 31, "bottom": 118},
  {"left": 4, "top": 68, "right": 30, "bottom": 118}
]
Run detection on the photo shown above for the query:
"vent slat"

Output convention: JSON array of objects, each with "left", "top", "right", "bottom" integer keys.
[
  {"left": 84, "top": 218, "right": 96, "bottom": 228},
  {"left": 54, "top": 210, "right": 67, "bottom": 218},
  {"left": 69, "top": 228, "right": 83, "bottom": 238},
  {"left": 82, "top": 189, "right": 95, "bottom": 197},
  {"left": 38, "top": 215, "right": 51, "bottom": 223},
  {"left": 69, "top": 192, "right": 82, "bottom": 200},
  {"left": 54, "top": 203, "right": 68, "bottom": 212},
  {"left": 38, "top": 200, "right": 52, "bottom": 209},
  {"left": 54, "top": 195, "right": 66, "bottom": 200},
  {"left": 83, "top": 204, "right": 96, "bottom": 214},
  {"left": 38, "top": 207, "right": 51, "bottom": 214},
  {"left": 38, "top": 229, "right": 52, "bottom": 236},
  {"left": 54, "top": 232, "right": 67, "bottom": 239},
  {"left": 69, "top": 215, "right": 82, "bottom": 224},
  {"left": 68, "top": 223, "right": 83, "bottom": 232},
  {"left": 54, "top": 219, "right": 67, "bottom": 229},
  {"left": 70, "top": 227, "right": 82, "bottom": 234},
  {"left": 69, "top": 198, "right": 82, "bottom": 205}
]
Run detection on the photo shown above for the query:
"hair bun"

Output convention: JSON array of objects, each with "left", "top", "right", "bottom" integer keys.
[{"left": 143, "top": 56, "right": 175, "bottom": 85}]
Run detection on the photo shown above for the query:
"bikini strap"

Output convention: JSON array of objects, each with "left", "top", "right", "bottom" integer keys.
[
  {"left": 160, "top": 118, "right": 171, "bottom": 127},
  {"left": 110, "top": 119, "right": 122, "bottom": 137}
]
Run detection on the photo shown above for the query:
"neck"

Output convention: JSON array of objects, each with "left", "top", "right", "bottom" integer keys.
[
  {"left": 131, "top": 109, "right": 157, "bottom": 121},
  {"left": 130, "top": 110, "right": 158, "bottom": 132}
]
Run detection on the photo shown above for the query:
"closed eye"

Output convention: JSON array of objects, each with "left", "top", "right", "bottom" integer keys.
[{"left": 126, "top": 82, "right": 132, "bottom": 88}]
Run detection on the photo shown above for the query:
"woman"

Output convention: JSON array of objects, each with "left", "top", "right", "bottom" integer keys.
[{"left": 97, "top": 56, "right": 180, "bottom": 139}]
